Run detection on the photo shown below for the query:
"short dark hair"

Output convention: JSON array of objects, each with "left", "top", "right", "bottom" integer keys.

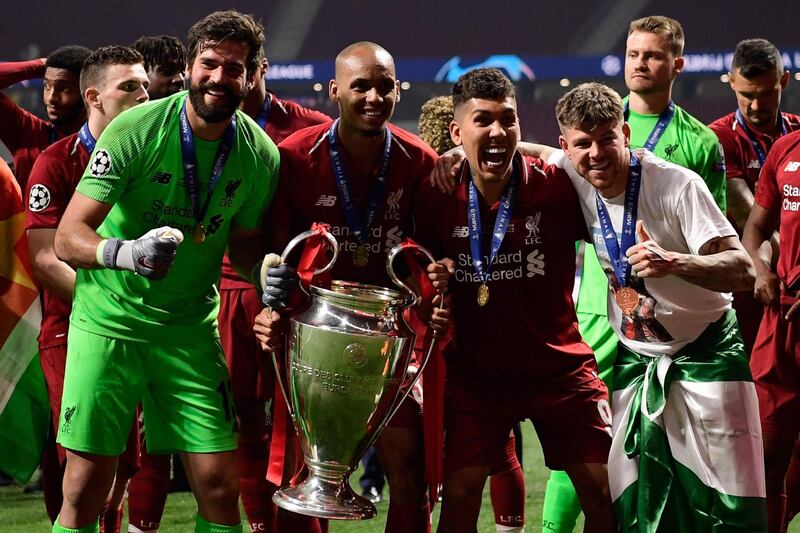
[
  {"left": 556, "top": 82, "right": 624, "bottom": 132},
  {"left": 80, "top": 46, "right": 144, "bottom": 95},
  {"left": 45, "top": 45, "right": 92, "bottom": 75},
  {"left": 452, "top": 68, "right": 515, "bottom": 111},
  {"left": 628, "top": 15, "right": 685, "bottom": 56},
  {"left": 731, "top": 38, "right": 784, "bottom": 78},
  {"left": 187, "top": 10, "right": 264, "bottom": 77},
  {"left": 132, "top": 35, "right": 186, "bottom": 72}
]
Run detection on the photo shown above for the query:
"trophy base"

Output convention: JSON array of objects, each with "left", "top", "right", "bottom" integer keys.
[{"left": 272, "top": 473, "right": 377, "bottom": 520}]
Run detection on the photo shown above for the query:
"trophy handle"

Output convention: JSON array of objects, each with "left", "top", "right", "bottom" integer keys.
[
  {"left": 270, "top": 228, "right": 339, "bottom": 425},
  {"left": 386, "top": 241, "right": 437, "bottom": 307},
  {"left": 380, "top": 240, "right": 443, "bottom": 432}
]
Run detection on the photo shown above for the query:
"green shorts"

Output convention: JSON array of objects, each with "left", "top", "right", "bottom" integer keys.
[
  {"left": 57, "top": 325, "right": 237, "bottom": 456},
  {"left": 576, "top": 311, "right": 618, "bottom": 390}
]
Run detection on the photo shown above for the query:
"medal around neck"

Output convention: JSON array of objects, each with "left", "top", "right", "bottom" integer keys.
[
  {"left": 615, "top": 287, "right": 639, "bottom": 315},
  {"left": 192, "top": 222, "right": 206, "bottom": 244},
  {"left": 352, "top": 243, "right": 370, "bottom": 267},
  {"left": 477, "top": 283, "right": 490, "bottom": 306}
]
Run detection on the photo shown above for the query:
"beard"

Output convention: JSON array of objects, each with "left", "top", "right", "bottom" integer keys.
[
  {"left": 188, "top": 79, "right": 247, "bottom": 123},
  {"left": 49, "top": 100, "right": 85, "bottom": 128}
]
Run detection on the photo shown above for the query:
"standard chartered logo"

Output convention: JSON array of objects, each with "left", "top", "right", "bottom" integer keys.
[
  {"left": 384, "top": 226, "right": 403, "bottom": 253},
  {"left": 526, "top": 250, "right": 545, "bottom": 277}
]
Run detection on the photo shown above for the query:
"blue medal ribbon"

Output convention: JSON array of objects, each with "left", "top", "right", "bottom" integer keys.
[
  {"left": 78, "top": 122, "right": 96, "bottom": 153},
  {"left": 179, "top": 97, "right": 237, "bottom": 229},
  {"left": 49, "top": 126, "right": 58, "bottom": 145},
  {"left": 595, "top": 152, "right": 642, "bottom": 288},
  {"left": 327, "top": 118, "right": 392, "bottom": 245},
  {"left": 624, "top": 100, "right": 676, "bottom": 151},
  {"left": 467, "top": 160, "right": 519, "bottom": 286},
  {"left": 255, "top": 90, "right": 272, "bottom": 130},
  {"left": 735, "top": 109, "right": 787, "bottom": 168}
]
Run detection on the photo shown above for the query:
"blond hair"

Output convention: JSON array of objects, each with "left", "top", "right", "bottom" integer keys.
[
  {"left": 556, "top": 83, "right": 624, "bottom": 132},
  {"left": 418, "top": 95, "right": 456, "bottom": 155}
]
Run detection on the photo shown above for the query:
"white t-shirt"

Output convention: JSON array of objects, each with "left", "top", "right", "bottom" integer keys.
[{"left": 549, "top": 149, "right": 736, "bottom": 357}]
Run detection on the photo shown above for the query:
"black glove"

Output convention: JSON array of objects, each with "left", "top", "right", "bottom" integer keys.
[{"left": 261, "top": 263, "right": 299, "bottom": 309}]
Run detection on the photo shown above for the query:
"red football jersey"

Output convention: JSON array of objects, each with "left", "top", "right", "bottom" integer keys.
[
  {"left": 754, "top": 131, "right": 800, "bottom": 289},
  {"left": 268, "top": 121, "right": 437, "bottom": 289},
  {"left": 709, "top": 111, "right": 800, "bottom": 191},
  {"left": 219, "top": 94, "right": 330, "bottom": 288},
  {"left": 0, "top": 59, "right": 67, "bottom": 191},
  {"left": 24, "top": 133, "right": 87, "bottom": 349},
  {"left": 413, "top": 154, "right": 595, "bottom": 385}
]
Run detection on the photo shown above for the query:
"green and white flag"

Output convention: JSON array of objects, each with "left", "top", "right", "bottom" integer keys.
[
  {"left": 0, "top": 166, "right": 48, "bottom": 484},
  {"left": 610, "top": 311, "right": 767, "bottom": 532}
]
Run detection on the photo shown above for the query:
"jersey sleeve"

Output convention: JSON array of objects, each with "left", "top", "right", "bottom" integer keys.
[
  {"left": 0, "top": 59, "right": 45, "bottom": 90},
  {"left": 710, "top": 124, "right": 744, "bottom": 181},
  {"left": 754, "top": 142, "right": 782, "bottom": 211},
  {"left": 231, "top": 136, "right": 280, "bottom": 230},
  {"left": 25, "top": 147, "right": 69, "bottom": 229},
  {"left": 697, "top": 138, "right": 728, "bottom": 213},
  {"left": 676, "top": 177, "right": 737, "bottom": 255}
]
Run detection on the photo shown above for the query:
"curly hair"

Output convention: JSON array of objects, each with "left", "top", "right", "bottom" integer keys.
[
  {"left": 133, "top": 35, "right": 186, "bottom": 73},
  {"left": 419, "top": 95, "right": 455, "bottom": 155},
  {"left": 452, "top": 67, "right": 515, "bottom": 111}
]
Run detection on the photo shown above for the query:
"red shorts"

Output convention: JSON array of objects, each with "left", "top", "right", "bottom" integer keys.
[
  {"left": 443, "top": 361, "right": 610, "bottom": 472},
  {"left": 218, "top": 287, "right": 274, "bottom": 402},
  {"left": 751, "top": 298, "right": 800, "bottom": 440},
  {"left": 40, "top": 344, "right": 139, "bottom": 473}
]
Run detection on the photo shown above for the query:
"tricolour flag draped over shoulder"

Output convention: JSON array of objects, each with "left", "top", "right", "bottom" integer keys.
[{"left": 0, "top": 160, "right": 48, "bottom": 484}]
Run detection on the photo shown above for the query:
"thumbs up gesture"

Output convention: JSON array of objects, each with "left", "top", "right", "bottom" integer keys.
[{"left": 625, "top": 220, "right": 675, "bottom": 279}]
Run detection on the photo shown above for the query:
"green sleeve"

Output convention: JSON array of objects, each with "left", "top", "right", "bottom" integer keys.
[
  {"left": 699, "top": 140, "right": 727, "bottom": 213},
  {"left": 231, "top": 136, "right": 280, "bottom": 230}
]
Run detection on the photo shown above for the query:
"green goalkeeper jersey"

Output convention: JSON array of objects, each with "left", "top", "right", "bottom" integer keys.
[
  {"left": 576, "top": 98, "right": 727, "bottom": 316},
  {"left": 71, "top": 91, "right": 279, "bottom": 342}
]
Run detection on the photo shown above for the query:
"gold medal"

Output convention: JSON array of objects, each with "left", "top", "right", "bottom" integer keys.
[
  {"left": 192, "top": 222, "right": 206, "bottom": 244},
  {"left": 353, "top": 243, "right": 369, "bottom": 267},
  {"left": 615, "top": 287, "right": 639, "bottom": 315},
  {"left": 477, "top": 283, "right": 490, "bottom": 306}
]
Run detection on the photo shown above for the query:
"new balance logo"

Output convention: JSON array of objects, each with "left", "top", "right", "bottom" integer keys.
[
  {"left": 451, "top": 226, "right": 469, "bottom": 238},
  {"left": 526, "top": 250, "right": 545, "bottom": 277},
  {"left": 785, "top": 162, "right": 800, "bottom": 172},
  {"left": 748, "top": 160, "right": 761, "bottom": 169},
  {"left": 151, "top": 171, "right": 172, "bottom": 184},
  {"left": 315, "top": 195, "right": 337, "bottom": 206}
]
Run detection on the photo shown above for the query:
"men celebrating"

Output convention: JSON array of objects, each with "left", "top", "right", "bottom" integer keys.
[
  {"left": 555, "top": 82, "right": 765, "bottom": 531},
  {"left": 253, "top": 41, "right": 447, "bottom": 533},
  {"left": 709, "top": 38, "right": 799, "bottom": 351},
  {"left": 0, "top": 45, "right": 91, "bottom": 192},
  {"left": 414, "top": 68, "right": 615, "bottom": 533},
  {"left": 216, "top": 46, "right": 329, "bottom": 533},
  {"left": 543, "top": 17, "right": 728, "bottom": 530},
  {"left": 51, "top": 11, "right": 278, "bottom": 533},
  {"left": 25, "top": 45, "right": 150, "bottom": 533}
]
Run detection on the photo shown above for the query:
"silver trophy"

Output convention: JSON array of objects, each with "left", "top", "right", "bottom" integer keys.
[{"left": 271, "top": 230, "right": 437, "bottom": 519}]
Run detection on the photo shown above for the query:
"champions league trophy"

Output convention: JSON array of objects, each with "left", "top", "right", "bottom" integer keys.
[{"left": 270, "top": 229, "right": 438, "bottom": 519}]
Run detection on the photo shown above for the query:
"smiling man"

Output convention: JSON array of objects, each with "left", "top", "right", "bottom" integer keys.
[
  {"left": 552, "top": 81, "right": 765, "bottom": 532},
  {"left": 0, "top": 45, "right": 91, "bottom": 191},
  {"left": 412, "top": 68, "right": 615, "bottom": 533},
  {"left": 253, "top": 41, "right": 448, "bottom": 533},
  {"left": 50, "top": 11, "right": 279, "bottom": 533}
]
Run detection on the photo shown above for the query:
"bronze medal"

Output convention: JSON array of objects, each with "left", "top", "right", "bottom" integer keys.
[
  {"left": 615, "top": 287, "right": 639, "bottom": 315},
  {"left": 353, "top": 243, "right": 369, "bottom": 267},
  {"left": 192, "top": 222, "right": 206, "bottom": 244},
  {"left": 477, "top": 283, "right": 490, "bottom": 307}
]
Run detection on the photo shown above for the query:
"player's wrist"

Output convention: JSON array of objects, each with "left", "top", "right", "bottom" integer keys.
[{"left": 96, "top": 238, "right": 135, "bottom": 271}]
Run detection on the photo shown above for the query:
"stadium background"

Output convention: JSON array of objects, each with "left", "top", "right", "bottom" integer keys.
[{"left": 2, "top": 0, "right": 799, "bottom": 530}]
